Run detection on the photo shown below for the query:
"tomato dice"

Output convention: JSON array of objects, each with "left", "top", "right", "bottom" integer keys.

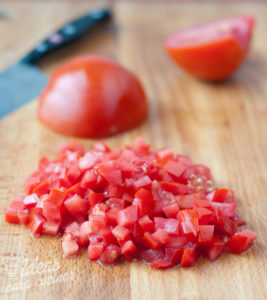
[
  {"left": 181, "top": 247, "right": 197, "bottom": 267},
  {"left": 64, "top": 194, "right": 88, "bottom": 217},
  {"left": 100, "top": 244, "right": 121, "bottom": 264},
  {"left": 28, "top": 210, "right": 46, "bottom": 236},
  {"left": 121, "top": 240, "right": 137, "bottom": 261},
  {"left": 118, "top": 205, "right": 138, "bottom": 228},
  {"left": 133, "top": 188, "right": 154, "bottom": 217},
  {"left": 164, "top": 16, "right": 255, "bottom": 80},
  {"left": 6, "top": 201, "right": 25, "bottom": 224},
  {"left": 112, "top": 225, "right": 130, "bottom": 245},
  {"left": 140, "top": 249, "right": 164, "bottom": 263},
  {"left": 225, "top": 230, "right": 257, "bottom": 254},
  {"left": 42, "top": 221, "right": 60, "bottom": 235},
  {"left": 143, "top": 232, "right": 161, "bottom": 250},
  {"left": 88, "top": 242, "right": 105, "bottom": 260},
  {"left": 198, "top": 225, "right": 214, "bottom": 244},
  {"left": 6, "top": 138, "right": 256, "bottom": 270},
  {"left": 165, "top": 248, "right": 183, "bottom": 265},
  {"left": 62, "top": 240, "right": 79, "bottom": 257},
  {"left": 151, "top": 259, "right": 173, "bottom": 270},
  {"left": 152, "top": 229, "right": 170, "bottom": 245},
  {"left": 154, "top": 217, "right": 179, "bottom": 235},
  {"left": 205, "top": 237, "right": 225, "bottom": 261},
  {"left": 138, "top": 215, "right": 154, "bottom": 233}
]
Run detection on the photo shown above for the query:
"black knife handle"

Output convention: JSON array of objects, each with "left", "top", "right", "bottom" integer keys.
[{"left": 21, "top": 8, "right": 111, "bottom": 65}]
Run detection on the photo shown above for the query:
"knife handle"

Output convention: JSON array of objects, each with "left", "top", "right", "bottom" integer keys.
[{"left": 21, "top": 8, "right": 111, "bottom": 64}]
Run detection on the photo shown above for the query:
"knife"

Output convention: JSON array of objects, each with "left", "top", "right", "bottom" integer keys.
[{"left": 0, "top": 8, "right": 111, "bottom": 118}]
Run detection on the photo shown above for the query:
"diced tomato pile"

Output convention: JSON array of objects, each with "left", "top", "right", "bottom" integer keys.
[{"left": 5, "top": 138, "right": 257, "bottom": 269}]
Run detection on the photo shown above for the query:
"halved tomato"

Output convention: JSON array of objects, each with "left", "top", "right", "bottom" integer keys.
[{"left": 38, "top": 56, "right": 148, "bottom": 138}]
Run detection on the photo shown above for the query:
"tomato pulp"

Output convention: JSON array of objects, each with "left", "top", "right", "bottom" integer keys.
[
  {"left": 6, "top": 138, "right": 257, "bottom": 269},
  {"left": 38, "top": 56, "right": 148, "bottom": 138},
  {"left": 164, "top": 16, "right": 255, "bottom": 80}
]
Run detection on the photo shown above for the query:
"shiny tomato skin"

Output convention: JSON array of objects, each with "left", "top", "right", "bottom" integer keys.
[
  {"left": 164, "top": 17, "right": 254, "bottom": 80},
  {"left": 39, "top": 55, "right": 148, "bottom": 138}
]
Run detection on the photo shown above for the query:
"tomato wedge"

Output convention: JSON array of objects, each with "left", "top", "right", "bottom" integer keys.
[{"left": 164, "top": 16, "right": 255, "bottom": 80}]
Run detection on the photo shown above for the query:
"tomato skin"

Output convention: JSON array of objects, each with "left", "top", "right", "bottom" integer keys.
[
  {"left": 38, "top": 55, "right": 148, "bottom": 138},
  {"left": 164, "top": 17, "right": 254, "bottom": 80},
  {"left": 225, "top": 230, "right": 257, "bottom": 254}
]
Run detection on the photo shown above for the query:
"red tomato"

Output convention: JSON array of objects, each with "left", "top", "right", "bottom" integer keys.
[
  {"left": 164, "top": 16, "right": 254, "bottom": 80},
  {"left": 38, "top": 55, "right": 148, "bottom": 138}
]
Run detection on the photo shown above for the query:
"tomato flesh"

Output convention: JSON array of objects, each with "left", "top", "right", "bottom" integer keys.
[{"left": 5, "top": 138, "right": 256, "bottom": 269}]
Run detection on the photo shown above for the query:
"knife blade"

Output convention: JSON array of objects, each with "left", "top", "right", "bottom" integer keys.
[{"left": 0, "top": 8, "right": 111, "bottom": 118}]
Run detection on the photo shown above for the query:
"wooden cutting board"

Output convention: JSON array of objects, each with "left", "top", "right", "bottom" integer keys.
[{"left": 1, "top": 2, "right": 267, "bottom": 300}]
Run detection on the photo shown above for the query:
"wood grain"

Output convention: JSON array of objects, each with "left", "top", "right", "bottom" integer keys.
[{"left": 1, "top": 1, "right": 267, "bottom": 300}]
